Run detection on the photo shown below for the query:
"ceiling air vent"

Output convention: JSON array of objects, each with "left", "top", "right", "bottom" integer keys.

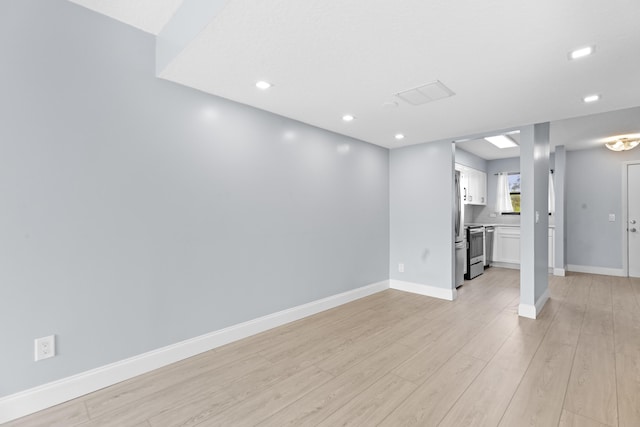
[{"left": 395, "top": 80, "right": 455, "bottom": 106}]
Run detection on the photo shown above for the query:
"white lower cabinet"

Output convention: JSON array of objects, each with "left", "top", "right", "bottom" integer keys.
[
  {"left": 492, "top": 226, "right": 554, "bottom": 268},
  {"left": 494, "top": 227, "right": 520, "bottom": 264}
]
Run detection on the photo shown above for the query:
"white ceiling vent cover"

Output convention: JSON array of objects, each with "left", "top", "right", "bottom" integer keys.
[{"left": 395, "top": 80, "right": 455, "bottom": 105}]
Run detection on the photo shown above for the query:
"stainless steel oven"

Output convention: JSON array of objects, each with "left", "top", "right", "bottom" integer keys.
[{"left": 465, "top": 226, "right": 484, "bottom": 280}]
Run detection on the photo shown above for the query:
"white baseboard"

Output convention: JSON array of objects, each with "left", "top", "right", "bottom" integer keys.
[
  {"left": 389, "top": 279, "right": 457, "bottom": 301},
  {"left": 518, "top": 303, "right": 536, "bottom": 319},
  {"left": 489, "top": 263, "right": 574, "bottom": 277},
  {"left": 566, "top": 264, "right": 625, "bottom": 277},
  {"left": 491, "top": 262, "right": 520, "bottom": 270},
  {"left": 492, "top": 262, "right": 557, "bottom": 275},
  {"left": 518, "top": 288, "right": 550, "bottom": 319},
  {"left": 0, "top": 280, "right": 389, "bottom": 424}
]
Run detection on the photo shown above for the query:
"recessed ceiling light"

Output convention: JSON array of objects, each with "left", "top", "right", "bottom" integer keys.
[
  {"left": 342, "top": 114, "right": 355, "bottom": 122},
  {"left": 395, "top": 133, "right": 405, "bottom": 140},
  {"left": 255, "top": 81, "right": 272, "bottom": 90},
  {"left": 583, "top": 94, "right": 600, "bottom": 103},
  {"left": 569, "top": 45, "right": 595, "bottom": 60},
  {"left": 485, "top": 135, "right": 518, "bottom": 149}
]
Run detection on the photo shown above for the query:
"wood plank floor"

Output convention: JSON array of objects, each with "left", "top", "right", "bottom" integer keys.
[{"left": 7, "top": 268, "right": 640, "bottom": 427}]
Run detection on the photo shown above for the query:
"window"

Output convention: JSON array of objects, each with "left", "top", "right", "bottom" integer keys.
[
  {"left": 508, "top": 173, "right": 521, "bottom": 213},
  {"left": 500, "top": 171, "right": 554, "bottom": 216}
]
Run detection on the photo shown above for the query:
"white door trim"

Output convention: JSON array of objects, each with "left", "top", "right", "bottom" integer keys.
[{"left": 622, "top": 161, "right": 640, "bottom": 277}]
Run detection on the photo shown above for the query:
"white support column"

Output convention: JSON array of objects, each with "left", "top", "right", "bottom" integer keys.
[
  {"left": 519, "top": 123, "right": 550, "bottom": 319},
  {"left": 554, "top": 145, "right": 567, "bottom": 275}
]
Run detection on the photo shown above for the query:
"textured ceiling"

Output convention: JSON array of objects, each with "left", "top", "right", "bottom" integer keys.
[{"left": 70, "top": 0, "right": 640, "bottom": 150}]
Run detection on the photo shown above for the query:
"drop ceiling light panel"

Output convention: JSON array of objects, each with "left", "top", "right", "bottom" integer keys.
[
  {"left": 485, "top": 135, "right": 518, "bottom": 148},
  {"left": 395, "top": 81, "right": 455, "bottom": 106}
]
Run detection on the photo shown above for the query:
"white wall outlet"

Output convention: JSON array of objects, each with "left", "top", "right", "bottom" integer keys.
[
  {"left": 398, "top": 263, "right": 404, "bottom": 273},
  {"left": 34, "top": 335, "right": 56, "bottom": 361},
  {"left": 609, "top": 213, "right": 616, "bottom": 222},
  {"left": 489, "top": 213, "right": 497, "bottom": 218}
]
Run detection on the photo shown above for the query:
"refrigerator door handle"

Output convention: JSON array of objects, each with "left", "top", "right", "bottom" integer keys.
[{"left": 454, "top": 172, "right": 461, "bottom": 237}]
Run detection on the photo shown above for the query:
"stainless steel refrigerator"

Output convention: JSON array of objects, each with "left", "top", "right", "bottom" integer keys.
[{"left": 454, "top": 170, "right": 465, "bottom": 287}]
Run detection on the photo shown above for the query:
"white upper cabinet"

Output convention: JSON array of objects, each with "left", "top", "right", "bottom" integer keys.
[
  {"left": 456, "top": 164, "right": 487, "bottom": 206},
  {"left": 470, "top": 169, "right": 487, "bottom": 205},
  {"left": 459, "top": 169, "right": 469, "bottom": 204}
]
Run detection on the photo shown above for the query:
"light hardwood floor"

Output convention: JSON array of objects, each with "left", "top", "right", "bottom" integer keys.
[{"left": 6, "top": 268, "right": 640, "bottom": 427}]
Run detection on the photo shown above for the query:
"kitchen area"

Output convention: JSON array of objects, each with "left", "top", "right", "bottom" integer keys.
[{"left": 454, "top": 136, "right": 557, "bottom": 288}]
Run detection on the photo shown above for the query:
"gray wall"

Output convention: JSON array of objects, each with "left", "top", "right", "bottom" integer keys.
[
  {"left": 471, "top": 155, "right": 556, "bottom": 225},
  {"left": 468, "top": 144, "right": 640, "bottom": 271},
  {"left": 389, "top": 141, "right": 455, "bottom": 289},
  {"left": 519, "top": 124, "right": 550, "bottom": 305},
  {"left": 470, "top": 157, "right": 521, "bottom": 224},
  {"left": 0, "top": 0, "right": 389, "bottom": 396},
  {"left": 455, "top": 148, "right": 487, "bottom": 172},
  {"left": 566, "top": 146, "right": 640, "bottom": 269}
]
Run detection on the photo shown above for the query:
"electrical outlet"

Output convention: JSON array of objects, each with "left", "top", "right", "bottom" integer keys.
[
  {"left": 609, "top": 213, "right": 616, "bottom": 222},
  {"left": 489, "top": 213, "right": 497, "bottom": 218},
  {"left": 35, "top": 335, "right": 56, "bottom": 361},
  {"left": 398, "top": 263, "right": 404, "bottom": 273}
]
